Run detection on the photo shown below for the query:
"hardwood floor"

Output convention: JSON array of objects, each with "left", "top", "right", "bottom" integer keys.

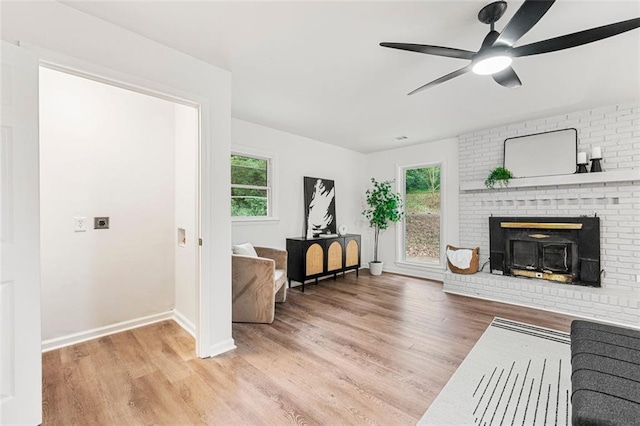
[{"left": 42, "top": 272, "right": 574, "bottom": 425}]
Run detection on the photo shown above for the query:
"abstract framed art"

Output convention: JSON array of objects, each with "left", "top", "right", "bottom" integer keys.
[{"left": 303, "top": 177, "right": 336, "bottom": 238}]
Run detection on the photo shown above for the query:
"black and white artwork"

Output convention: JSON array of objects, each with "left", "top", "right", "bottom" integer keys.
[{"left": 304, "top": 177, "right": 336, "bottom": 238}]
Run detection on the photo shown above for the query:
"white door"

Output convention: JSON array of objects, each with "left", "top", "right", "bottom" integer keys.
[{"left": 1, "top": 41, "right": 42, "bottom": 425}]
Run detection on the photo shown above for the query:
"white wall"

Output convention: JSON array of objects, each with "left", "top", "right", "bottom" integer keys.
[
  {"left": 365, "top": 138, "right": 460, "bottom": 281},
  {"left": 2, "top": 1, "right": 233, "bottom": 356},
  {"left": 39, "top": 67, "right": 176, "bottom": 340},
  {"left": 231, "top": 119, "right": 367, "bottom": 254},
  {"left": 231, "top": 120, "right": 460, "bottom": 282},
  {"left": 174, "top": 104, "right": 198, "bottom": 329}
]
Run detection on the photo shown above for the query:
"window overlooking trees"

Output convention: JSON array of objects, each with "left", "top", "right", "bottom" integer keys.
[
  {"left": 403, "top": 164, "right": 441, "bottom": 264},
  {"left": 231, "top": 153, "right": 272, "bottom": 218}
]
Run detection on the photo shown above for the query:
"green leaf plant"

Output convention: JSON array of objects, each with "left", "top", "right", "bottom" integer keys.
[
  {"left": 362, "top": 178, "right": 405, "bottom": 263},
  {"left": 484, "top": 167, "right": 514, "bottom": 189}
]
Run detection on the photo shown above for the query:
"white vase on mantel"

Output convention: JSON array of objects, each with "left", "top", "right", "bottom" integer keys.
[{"left": 369, "top": 261, "right": 383, "bottom": 276}]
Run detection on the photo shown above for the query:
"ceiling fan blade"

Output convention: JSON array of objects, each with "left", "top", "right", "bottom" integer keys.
[
  {"left": 407, "top": 65, "right": 472, "bottom": 95},
  {"left": 481, "top": 30, "right": 500, "bottom": 50},
  {"left": 513, "top": 17, "right": 640, "bottom": 57},
  {"left": 492, "top": 66, "right": 522, "bottom": 88},
  {"left": 496, "top": 0, "right": 555, "bottom": 46},
  {"left": 380, "top": 42, "right": 475, "bottom": 60}
]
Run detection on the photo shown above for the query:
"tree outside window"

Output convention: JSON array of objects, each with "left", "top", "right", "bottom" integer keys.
[
  {"left": 231, "top": 154, "right": 271, "bottom": 218},
  {"left": 404, "top": 165, "right": 441, "bottom": 264}
]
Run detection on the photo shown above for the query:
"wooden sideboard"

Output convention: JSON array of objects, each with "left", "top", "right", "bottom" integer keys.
[{"left": 286, "top": 234, "right": 361, "bottom": 292}]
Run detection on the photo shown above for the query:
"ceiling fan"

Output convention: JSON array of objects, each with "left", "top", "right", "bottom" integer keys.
[{"left": 380, "top": 0, "right": 640, "bottom": 95}]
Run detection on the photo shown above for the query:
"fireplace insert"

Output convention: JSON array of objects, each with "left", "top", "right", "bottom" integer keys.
[{"left": 489, "top": 216, "right": 600, "bottom": 286}]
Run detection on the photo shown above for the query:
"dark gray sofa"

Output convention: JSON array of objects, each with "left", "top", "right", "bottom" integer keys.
[{"left": 570, "top": 320, "right": 640, "bottom": 425}]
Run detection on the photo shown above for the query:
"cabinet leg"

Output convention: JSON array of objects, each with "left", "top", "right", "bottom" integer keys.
[
  {"left": 301, "top": 281, "right": 305, "bottom": 293},
  {"left": 334, "top": 273, "right": 337, "bottom": 280},
  {"left": 315, "top": 277, "right": 318, "bottom": 285},
  {"left": 356, "top": 268, "right": 359, "bottom": 277},
  {"left": 288, "top": 278, "right": 291, "bottom": 289}
]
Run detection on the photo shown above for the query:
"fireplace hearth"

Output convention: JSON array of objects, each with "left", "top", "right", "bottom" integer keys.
[{"left": 489, "top": 217, "right": 600, "bottom": 287}]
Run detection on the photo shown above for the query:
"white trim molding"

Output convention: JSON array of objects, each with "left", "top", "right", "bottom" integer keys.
[
  {"left": 208, "top": 339, "right": 237, "bottom": 358},
  {"left": 41, "top": 309, "right": 206, "bottom": 352},
  {"left": 41, "top": 311, "right": 174, "bottom": 352},
  {"left": 173, "top": 309, "right": 196, "bottom": 338},
  {"left": 384, "top": 263, "right": 445, "bottom": 282}
]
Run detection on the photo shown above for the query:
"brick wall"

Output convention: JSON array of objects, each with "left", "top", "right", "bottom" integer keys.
[
  {"left": 449, "top": 101, "right": 639, "bottom": 325},
  {"left": 460, "top": 101, "right": 639, "bottom": 182},
  {"left": 444, "top": 272, "right": 639, "bottom": 326}
]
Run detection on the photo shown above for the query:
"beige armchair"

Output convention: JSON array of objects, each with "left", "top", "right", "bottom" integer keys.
[{"left": 232, "top": 247, "right": 287, "bottom": 324}]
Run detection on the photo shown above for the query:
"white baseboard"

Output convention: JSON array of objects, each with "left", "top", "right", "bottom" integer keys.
[
  {"left": 173, "top": 309, "right": 196, "bottom": 338},
  {"left": 382, "top": 262, "right": 444, "bottom": 282},
  {"left": 41, "top": 311, "right": 174, "bottom": 353},
  {"left": 443, "top": 288, "right": 640, "bottom": 331},
  {"left": 41, "top": 309, "right": 202, "bottom": 352},
  {"left": 207, "top": 338, "right": 236, "bottom": 358},
  {"left": 381, "top": 264, "right": 444, "bottom": 282}
]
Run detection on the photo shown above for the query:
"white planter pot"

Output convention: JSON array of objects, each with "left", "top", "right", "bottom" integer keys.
[{"left": 369, "top": 261, "right": 383, "bottom": 276}]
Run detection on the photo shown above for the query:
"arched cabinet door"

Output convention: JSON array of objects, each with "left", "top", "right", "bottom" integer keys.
[
  {"left": 305, "top": 243, "right": 324, "bottom": 276},
  {"left": 327, "top": 241, "right": 343, "bottom": 272},
  {"left": 345, "top": 239, "right": 359, "bottom": 268}
]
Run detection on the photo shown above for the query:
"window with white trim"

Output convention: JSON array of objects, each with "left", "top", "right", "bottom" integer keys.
[
  {"left": 401, "top": 163, "right": 442, "bottom": 265},
  {"left": 231, "top": 153, "right": 273, "bottom": 219}
]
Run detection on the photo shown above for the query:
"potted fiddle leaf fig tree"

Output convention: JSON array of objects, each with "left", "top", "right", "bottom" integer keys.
[{"left": 362, "top": 178, "right": 405, "bottom": 276}]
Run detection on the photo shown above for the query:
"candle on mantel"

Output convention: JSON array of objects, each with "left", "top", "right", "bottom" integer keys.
[
  {"left": 577, "top": 152, "right": 587, "bottom": 164},
  {"left": 592, "top": 146, "right": 602, "bottom": 159}
]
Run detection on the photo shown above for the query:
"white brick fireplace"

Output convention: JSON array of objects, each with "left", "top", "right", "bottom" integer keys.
[{"left": 444, "top": 101, "right": 640, "bottom": 327}]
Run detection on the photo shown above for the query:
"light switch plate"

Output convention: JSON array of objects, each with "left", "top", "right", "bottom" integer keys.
[{"left": 74, "top": 217, "right": 88, "bottom": 232}]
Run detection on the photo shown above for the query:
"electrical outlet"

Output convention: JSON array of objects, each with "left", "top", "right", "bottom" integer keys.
[
  {"left": 94, "top": 217, "right": 109, "bottom": 230},
  {"left": 74, "top": 217, "right": 88, "bottom": 232}
]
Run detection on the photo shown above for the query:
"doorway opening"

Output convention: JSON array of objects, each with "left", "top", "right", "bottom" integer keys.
[{"left": 38, "top": 66, "right": 200, "bottom": 352}]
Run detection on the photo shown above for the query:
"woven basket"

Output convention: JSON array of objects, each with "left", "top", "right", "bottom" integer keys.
[{"left": 446, "top": 245, "right": 479, "bottom": 274}]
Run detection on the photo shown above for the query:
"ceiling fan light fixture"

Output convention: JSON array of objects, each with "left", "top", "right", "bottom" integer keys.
[{"left": 472, "top": 54, "right": 513, "bottom": 75}]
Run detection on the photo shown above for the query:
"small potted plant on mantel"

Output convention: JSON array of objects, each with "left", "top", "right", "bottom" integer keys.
[
  {"left": 484, "top": 166, "right": 514, "bottom": 189},
  {"left": 362, "top": 178, "right": 404, "bottom": 276}
]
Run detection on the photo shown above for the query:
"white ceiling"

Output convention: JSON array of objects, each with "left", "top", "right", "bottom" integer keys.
[{"left": 63, "top": 1, "right": 640, "bottom": 153}]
